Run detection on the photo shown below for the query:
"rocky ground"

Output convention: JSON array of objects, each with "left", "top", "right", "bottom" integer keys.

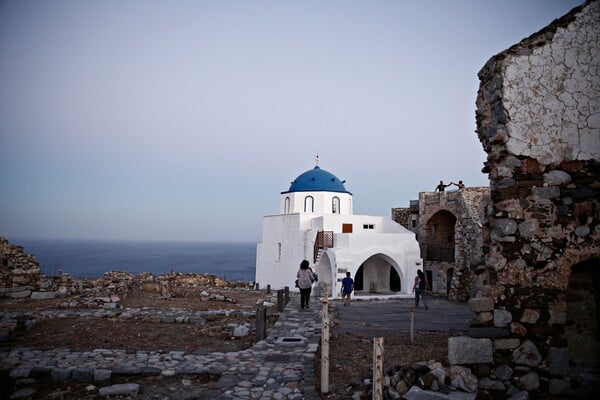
[{"left": 1, "top": 275, "right": 456, "bottom": 399}]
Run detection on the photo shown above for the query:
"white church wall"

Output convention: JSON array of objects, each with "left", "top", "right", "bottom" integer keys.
[
  {"left": 280, "top": 192, "right": 353, "bottom": 215},
  {"left": 256, "top": 213, "right": 319, "bottom": 290}
]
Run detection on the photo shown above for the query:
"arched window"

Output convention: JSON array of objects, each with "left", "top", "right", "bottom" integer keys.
[
  {"left": 284, "top": 197, "right": 291, "bottom": 214},
  {"left": 304, "top": 196, "right": 314, "bottom": 212},
  {"left": 332, "top": 196, "right": 340, "bottom": 214}
]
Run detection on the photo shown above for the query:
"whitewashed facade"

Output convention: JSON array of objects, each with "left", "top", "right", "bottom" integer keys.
[{"left": 255, "top": 165, "right": 422, "bottom": 298}]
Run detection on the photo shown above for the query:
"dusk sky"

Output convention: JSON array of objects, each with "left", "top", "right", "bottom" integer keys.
[{"left": 0, "top": 0, "right": 583, "bottom": 242}]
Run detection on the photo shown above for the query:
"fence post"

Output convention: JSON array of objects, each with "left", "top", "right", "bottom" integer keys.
[
  {"left": 410, "top": 308, "right": 415, "bottom": 344},
  {"left": 321, "top": 297, "right": 329, "bottom": 394},
  {"left": 277, "top": 289, "right": 284, "bottom": 312},
  {"left": 284, "top": 286, "right": 290, "bottom": 304},
  {"left": 256, "top": 305, "right": 267, "bottom": 341},
  {"left": 373, "top": 337, "right": 384, "bottom": 400}
]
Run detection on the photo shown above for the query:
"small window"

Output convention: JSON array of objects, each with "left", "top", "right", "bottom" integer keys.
[
  {"left": 332, "top": 196, "right": 340, "bottom": 214},
  {"left": 363, "top": 224, "right": 374, "bottom": 230},
  {"left": 284, "top": 197, "right": 291, "bottom": 214},
  {"left": 304, "top": 196, "right": 314, "bottom": 212},
  {"left": 277, "top": 243, "right": 282, "bottom": 261}
]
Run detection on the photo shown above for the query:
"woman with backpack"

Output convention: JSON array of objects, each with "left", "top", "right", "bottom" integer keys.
[
  {"left": 412, "top": 269, "right": 431, "bottom": 310},
  {"left": 296, "top": 259, "right": 314, "bottom": 309}
]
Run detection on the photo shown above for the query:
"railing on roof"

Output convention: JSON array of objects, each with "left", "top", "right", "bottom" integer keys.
[
  {"left": 313, "top": 231, "right": 334, "bottom": 263},
  {"left": 426, "top": 245, "right": 455, "bottom": 262}
]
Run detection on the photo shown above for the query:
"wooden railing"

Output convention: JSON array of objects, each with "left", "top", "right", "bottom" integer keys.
[
  {"left": 313, "top": 231, "right": 334, "bottom": 263},
  {"left": 426, "top": 246, "right": 455, "bottom": 262}
]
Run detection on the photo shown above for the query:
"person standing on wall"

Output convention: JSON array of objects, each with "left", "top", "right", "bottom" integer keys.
[
  {"left": 297, "top": 259, "right": 314, "bottom": 309},
  {"left": 435, "top": 180, "right": 450, "bottom": 192},
  {"left": 412, "top": 269, "right": 431, "bottom": 310},
  {"left": 452, "top": 180, "right": 465, "bottom": 189},
  {"left": 341, "top": 271, "right": 354, "bottom": 307}
]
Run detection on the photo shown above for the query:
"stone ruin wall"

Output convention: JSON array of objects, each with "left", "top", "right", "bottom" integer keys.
[
  {"left": 452, "top": 1, "right": 599, "bottom": 397},
  {"left": 476, "top": 0, "right": 599, "bottom": 296},
  {"left": 393, "top": 188, "right": 491, "bottom": 301},
  {"left": 0, "top": 236, "right": 249, "bottom": 307},
  {"left": 0, "top": 236, "right": 42, "bottom": 289},
  {"left": 453, "top": 188, "right": 491, "bottom": 300}
]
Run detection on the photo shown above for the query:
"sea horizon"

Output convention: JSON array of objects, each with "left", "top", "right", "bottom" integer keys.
[{"left": 10, "top": 237, "right": 257, "bottom": 282}]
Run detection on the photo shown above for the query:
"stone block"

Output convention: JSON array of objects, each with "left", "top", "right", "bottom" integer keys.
[
  {"left": 98, "top": 383, "right": 140, "bottom": 397},
  {"left": 495, "top": 338, "right": 520, "bottom": 350},
  {"left": 448, "top": 336, "right": 493, "bottom": 365},
  {"left": 512, "top": 340, "right": 542, "bottom": 367},
  {"left": 7, "top": 289, "right": 31, "bottom": 299},
  {"left": 31, "top": 291, "right": 57, "bottom": 300},
  {"left": 532, "top": 186, "right": 560, "bottom": 200},
  {"left": 494, "top": 309, "right": 513, "bottom": 327},
  {"left": 468, "top": 297, "right": 494, "bottom": 312},
  {"left": 544, "top": 170, "right": 571, "bottom": 186},
  {"left": 93, "top": 368, "right": 111, "bottom": 382},
  {"left": 519, "top": 309, "right": 540, "bottom": 324}
]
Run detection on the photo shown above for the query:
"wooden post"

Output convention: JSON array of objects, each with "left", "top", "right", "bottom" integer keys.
[
  {"left": 256, "top": 305, "right": 267, "bottom": 341},
  {"left": 373, "top": 337, "right": 384, "bottom": 400},
  {"left": 284, "top": 286, "right": 290, "bottom": 304},
  {"left": 321, "top": 297, "right": 329, "bottom": 394},
  {"left": 410, "top": 308, "right": 415, "bottom": 344},
  {"left": 266, "top": 284, "right": 270, "bottom": 294},
  {"left": 277, "top": 289, "right": 284, "bottom": 312}
]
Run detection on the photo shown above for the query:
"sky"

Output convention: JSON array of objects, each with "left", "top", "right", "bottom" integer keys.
[{"left": 0, "top": 0, "right": 584, "bottom": 243}]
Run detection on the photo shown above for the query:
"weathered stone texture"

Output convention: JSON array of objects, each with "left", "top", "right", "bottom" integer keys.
[
  {"left": 469, "top": 1, "right": 600, "bottom": 398},
  {"left": 0, "top": 236, "right": 41, "bottom": 288},
  {"left": 393, "top": 187, "right": 491, "bottom": 300}
]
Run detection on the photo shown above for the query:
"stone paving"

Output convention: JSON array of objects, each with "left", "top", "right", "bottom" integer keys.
[{"left": 0, "top": 294, "right": 324, "bottom": 399}]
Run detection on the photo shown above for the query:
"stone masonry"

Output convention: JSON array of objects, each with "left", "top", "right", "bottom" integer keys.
[
  {"left": 393, "top": 187, "right": 491, "bottom": 301},
  {"left": 450, "top": 1, "right": 599, "bottom": 398}
]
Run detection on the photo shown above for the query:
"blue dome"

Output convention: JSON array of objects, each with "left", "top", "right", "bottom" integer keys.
[{"left": 282, "top": 166, "right": 351, "bottom": 194}]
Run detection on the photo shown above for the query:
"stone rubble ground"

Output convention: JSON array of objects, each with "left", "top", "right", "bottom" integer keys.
[{"left": 1, "top": 294, "right": 323, "bottom": 399}]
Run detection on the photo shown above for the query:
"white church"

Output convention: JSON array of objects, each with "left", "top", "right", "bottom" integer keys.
[{"left": 255, "top": 161, "right": 422, "bottom": 299}]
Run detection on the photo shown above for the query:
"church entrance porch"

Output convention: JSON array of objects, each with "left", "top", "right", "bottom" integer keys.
[{"left": 353, "top": 254, "right": 402, "bottom": 296}]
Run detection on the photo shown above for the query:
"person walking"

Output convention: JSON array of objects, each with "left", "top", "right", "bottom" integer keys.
[
  {"left": 296, "top": 259, "right": 314, "bottom": 309},
  {"left": 341, "top": 272, "right": 354, "bottom": 306},
  {"left": 412, "top": 269, "right": 431, "bottom": 310}
]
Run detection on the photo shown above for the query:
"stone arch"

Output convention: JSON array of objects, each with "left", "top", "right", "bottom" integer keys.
[{"left": 424, "top": 210, "right": 456, "bottom": 262}]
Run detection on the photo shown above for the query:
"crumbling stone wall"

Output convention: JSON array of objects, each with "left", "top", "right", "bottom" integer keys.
[
  {"left": 0, "top": 236, "right": 41, "bottom": 288},
  {"left": 454, "top": 1, "right": 599, "bottom": 397},
  {"left": 393, "top": 188, "right": 491, "bottom": 300}
]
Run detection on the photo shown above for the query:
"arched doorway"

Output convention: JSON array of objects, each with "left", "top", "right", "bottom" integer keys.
[
  {"left": 425, "top": 210, "right": 456, "bottom": 262},
  {"left": 315, "top": 253, "right": 333, "bottom": 297},
  {"left": 354, "top": 254, "right": 401, "bottom": 294},
  {"left": 566, "top": 258, "right": 599, "bottom": 395}
]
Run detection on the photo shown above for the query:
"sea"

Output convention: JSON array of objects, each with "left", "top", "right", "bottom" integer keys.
[{"left": 13, "top": 238, "right": 257, "bottom": 282}]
